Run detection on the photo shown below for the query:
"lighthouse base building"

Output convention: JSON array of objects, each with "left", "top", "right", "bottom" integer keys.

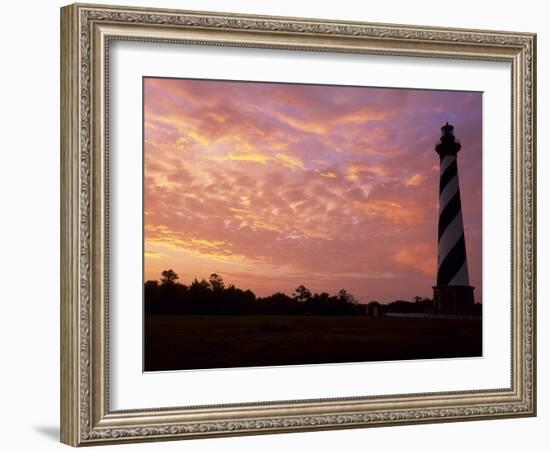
[
  {"left": 433, "top": 285, "right": 474, "bottom": 315},
  {"left": 433, "top": 123, "right": 475, "bottom": 315}
]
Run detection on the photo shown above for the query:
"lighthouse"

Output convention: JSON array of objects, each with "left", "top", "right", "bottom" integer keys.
[{"left": 433, "top": 123, "right": 475, "bottom": 315}]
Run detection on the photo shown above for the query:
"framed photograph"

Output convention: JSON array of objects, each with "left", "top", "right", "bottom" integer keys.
[{"left": 60, "top": 3, "right": 536, "bottom": 446}]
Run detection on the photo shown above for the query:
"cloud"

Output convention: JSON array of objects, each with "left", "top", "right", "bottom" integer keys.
[
  {"left": 274, "top": 153, "right": 306, "bottom": 170},
  {"left": 393, "top": 243, "right": 436, "bottom": 276},
  {"left": 208, "top": 152, "right": 272, "bottom": 164},
  {"left": 406, "top": 174, "right": 425, "bottom": 186}
]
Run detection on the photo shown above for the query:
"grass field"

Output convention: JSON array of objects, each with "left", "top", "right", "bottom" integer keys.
[{"left": 144, "top": 315, "right": 482, "bottom": 371}]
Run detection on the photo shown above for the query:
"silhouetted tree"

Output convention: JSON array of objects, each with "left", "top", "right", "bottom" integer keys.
[
  {"left": 384, "top": 297, "right": 434, "bottom": 314},
  {"left": 338, "top": 289, "right": 357, "bottom": 305},
  {"left": 293, "top": 285, "right": 312, "bottom": 302},
  {"left": 189, "top": 278, "right": 210, "bottom": 297},
  {"left": 209, "top": 273, "right": 225, "bottom": 292},
  {"left": 161, "top": 269, "right": 179, "bottom": 285},
  {"left": 145, "top": 270, "right": 439, "bottom": 317},
  {"left": 144, "top": 280, "right": 160, "bottom": 314}
]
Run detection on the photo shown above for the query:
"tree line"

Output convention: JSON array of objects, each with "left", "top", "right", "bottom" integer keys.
[{"left": 144, "top": 270, "right": 452, "bottom": 316}]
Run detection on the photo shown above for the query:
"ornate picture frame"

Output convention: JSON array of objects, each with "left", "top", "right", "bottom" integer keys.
[{"left": 60, "top": 3, "right": 536, "bottom": 446}]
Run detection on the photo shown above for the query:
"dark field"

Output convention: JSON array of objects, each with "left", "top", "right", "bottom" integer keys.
[{"left": 144, "top": 315, "right": 482, "bottom": 371}]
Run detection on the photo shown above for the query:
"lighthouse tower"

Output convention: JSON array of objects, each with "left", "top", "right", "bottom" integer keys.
[{"left": 433, "top": 123, "right": 475, "bottom": 315}]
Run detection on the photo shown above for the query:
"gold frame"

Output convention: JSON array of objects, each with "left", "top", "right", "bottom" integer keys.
[{"left": 60, "top": 2, "right": 536, "bottom": 446}]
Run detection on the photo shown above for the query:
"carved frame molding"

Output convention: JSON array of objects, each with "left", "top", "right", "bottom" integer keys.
[{"left": 61, "top": 3, "right": 536, "bottom": 446}]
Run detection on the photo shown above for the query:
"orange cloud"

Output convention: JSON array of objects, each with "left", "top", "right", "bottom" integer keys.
[
  {"left": 319, "top": 170, "right": 338, "bottom": 178},
  {"left": 274, "top": 153, "right": 305, "bottom": 170},
  {"left": 209, "top": 152, "right": 271, "bottom": 164},
  {"left": 353, "top": 200, "right": 424, "bottom": 224},
  {"left": 346, "top": 162, "right": 390, "bottom": 181},
  {"left": 406, "top": 174, "right": 425, "bottom": 186},
  {"left": 393, "top": 243, "right": 436, "bottom": 276}
]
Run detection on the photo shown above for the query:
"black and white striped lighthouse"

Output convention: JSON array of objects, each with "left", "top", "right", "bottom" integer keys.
[{"left": 433, "top": 123, "right": 475, "bottom": 315}]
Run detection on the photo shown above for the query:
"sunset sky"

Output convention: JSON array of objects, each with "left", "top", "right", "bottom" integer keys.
[{"left": 143, "top": 78, "right": 482, "bottom": 303}]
